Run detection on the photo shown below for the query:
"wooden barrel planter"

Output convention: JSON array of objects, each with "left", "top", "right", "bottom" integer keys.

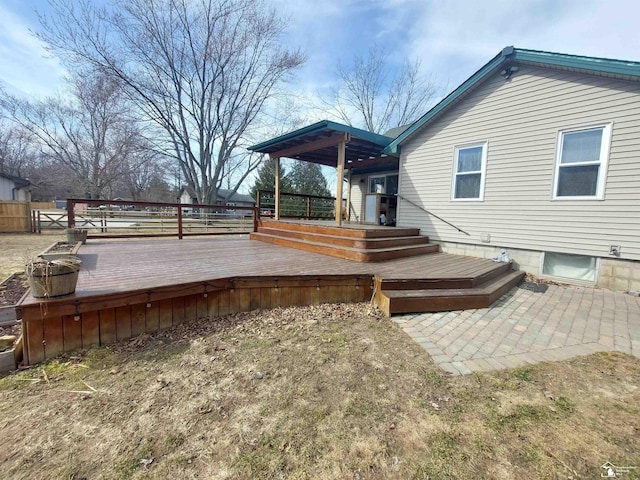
[
  {"left": 25, "top": 258, "right": 82, "bottom": 298},
  {"left": 66, "top": 228, "right": 88, "bottom": 244}
]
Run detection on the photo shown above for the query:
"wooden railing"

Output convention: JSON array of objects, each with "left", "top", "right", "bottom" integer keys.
[
  {"left": 256, "top": 190, "right": 344, "bottom": 220},
  {"left": 63, "top": 198, "right": 258, "bottom": 239}
]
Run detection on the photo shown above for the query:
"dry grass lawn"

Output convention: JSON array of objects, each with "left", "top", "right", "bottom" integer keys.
[
  {"left": 0, "top": 303, "right": 638, "bottom": 480},
  {"left": 0, "top": 233, "right": 65, "bottom": 280}
]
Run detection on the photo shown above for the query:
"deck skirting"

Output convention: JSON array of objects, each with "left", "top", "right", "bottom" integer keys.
[{"left": 19, "top": 276, "right": 373, "bottom": 365}]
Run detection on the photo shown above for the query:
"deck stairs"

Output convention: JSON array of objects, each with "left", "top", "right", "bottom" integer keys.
[
  {"left": 251, "top": 221, "right": 525, "bottom": 315},
  {"left": 373, "top": 261, "right": 525, "bottom": 316},
  {"left": 250, "top": 220, "right": 438, "bottom": 262}
]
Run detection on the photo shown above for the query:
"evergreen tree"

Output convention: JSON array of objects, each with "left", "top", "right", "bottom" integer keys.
[
  {"left": 289, "top": 161, "right": 331, "bottom": 197},
  {"left": 250, "top": 157, "right": 292, "bottom": 199}
]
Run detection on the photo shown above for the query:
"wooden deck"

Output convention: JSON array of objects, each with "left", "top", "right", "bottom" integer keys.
[
  {"left": 17, "top": 236, "right": 520, "bottom": 365},
  {"left": 22, "top": 236, "right": 503, "bottom": 298},
  {"left": 251, "top": 219, "right": 438, "bottom": 261}
]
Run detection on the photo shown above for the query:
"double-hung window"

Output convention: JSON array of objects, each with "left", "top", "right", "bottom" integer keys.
[
  {"left": 452, "top": 142, "right": 487, "bottom": 200},
  {"left": 553, "top": 125, "right": 611, "bottom": 199}
]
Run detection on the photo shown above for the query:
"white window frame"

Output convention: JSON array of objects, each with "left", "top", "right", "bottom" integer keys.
[
  {"left": 552, "top": 124, "right": 612, "bottom": 200},
  {"left": 451, "top": 142, "right": 488, "bottom": 201}
]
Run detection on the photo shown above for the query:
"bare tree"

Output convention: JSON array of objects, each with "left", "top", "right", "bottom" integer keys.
[
  {"left": 0, "top": 122, "right": 40, "bottom": 177},
  {"left": 117, "top": 153, "right": 172, "bottom": 201},
  {"left": 2, "top": 71, "right": 151, "bottom": 199},
  {"left": 322, "top": 46, "right": 438, "bottom": 134},
  {"left": 38, "top": 0, "right": 304, "bottom": 204}
]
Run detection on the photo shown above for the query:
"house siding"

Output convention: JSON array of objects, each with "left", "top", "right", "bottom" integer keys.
[
  {"left": 0, "top": 177, "right": 16, "bottom": 201},
  {"left": 348, "top": 175, "right": 365, "bottom": 222},
  {"left": 0, "top": 177, "right": 30, "bottom": 201},
  {"left": 398, "top": 64, "right": 640, "bottom": 264}
]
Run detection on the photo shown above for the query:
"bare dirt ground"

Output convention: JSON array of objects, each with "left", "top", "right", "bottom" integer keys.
[{"left": 0, "top": 234, "right": 638, "bottom": 479}]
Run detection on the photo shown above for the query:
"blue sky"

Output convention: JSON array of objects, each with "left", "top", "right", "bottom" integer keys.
[
  {"left": 2, "top": 0, "right": 636, "bottom": 193},
  {"left": 1, "top": 0, "right": 639, "bottom": 105}
]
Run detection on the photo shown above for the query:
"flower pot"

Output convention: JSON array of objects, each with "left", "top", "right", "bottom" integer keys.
[
  {"left": 25, "top": 257, "right": 82, "bottom": 298},
  {"left": 66, "top": 228, "right": 88, "bottom": 244}
]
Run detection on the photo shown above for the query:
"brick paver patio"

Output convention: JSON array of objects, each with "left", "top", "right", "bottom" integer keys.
[{"left": 392, "top": 284, "right": 640, "bottom": 375}]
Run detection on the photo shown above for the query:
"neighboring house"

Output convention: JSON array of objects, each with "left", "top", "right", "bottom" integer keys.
[
  {"left": 383, "top": 46, "right": 640, "bottom": 292},
  {"left": 0, "top": 172, "right": 31, "bottom": 202},
  {"left": 179, "top": 186, "right": 256, "bottom": 212}
]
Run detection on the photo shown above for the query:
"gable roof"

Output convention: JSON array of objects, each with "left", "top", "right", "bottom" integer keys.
[
  {"left": 220, "top": 189, "right": 255, "bottom": 204},
  {"left": 384, "top": 46, "right": 640, "bottom": 154},
  {"left": 0, "top": 172, "right": 31, "bottom": 189},
  {"left": 180, "top": 185, "right": 255, "bottom": 204}
]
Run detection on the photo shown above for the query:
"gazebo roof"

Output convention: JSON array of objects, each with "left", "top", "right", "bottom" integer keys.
[{"left": 248, "top": 120, "right": 397, "bottom": 168}]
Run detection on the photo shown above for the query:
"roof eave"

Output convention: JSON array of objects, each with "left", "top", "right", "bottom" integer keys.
[
  {"left": 383, "top": 50, "right": 508, "bottom": 154},
  {"left": 513, "top": 49, "right": 640, "bottom": 77},
  {"left": 384, "top": 46, "right": 640, "bottom": 154},
  {"left": 249, "top": 120, "right": 394, "bottom": 154}
]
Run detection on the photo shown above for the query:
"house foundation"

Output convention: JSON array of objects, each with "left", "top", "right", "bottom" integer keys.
[{"left": 436, "top": 241, "right": 640, "bottom": 293}]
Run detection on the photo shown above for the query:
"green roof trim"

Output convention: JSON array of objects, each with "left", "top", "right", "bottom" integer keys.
[
  {"left": 384, "top": 46, "right": 640, "bottom": 154},
  {"left": 249, "top": 120, "right": 393, "bottom": 152}
]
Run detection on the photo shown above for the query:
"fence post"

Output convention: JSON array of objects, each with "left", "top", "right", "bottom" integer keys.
[
  {"left": 177, "top": 204, "right": 183, "bottom": 239},
  {"left": 306, "top": 197, "right": 311, "bottom": 219},
  {"left": 67, "top": 199, "right": 75, "bottom": 228},
  {"left": 37, "top": 210, "right": 41, "bottom": 234}
]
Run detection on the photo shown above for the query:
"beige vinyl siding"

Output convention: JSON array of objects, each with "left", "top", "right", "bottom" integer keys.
[
  {"left": 348, "top": 175, "right": 365, "bottom": 222},
  {"left": 398, "top": 64, "right": 640, "bottom": 261}
]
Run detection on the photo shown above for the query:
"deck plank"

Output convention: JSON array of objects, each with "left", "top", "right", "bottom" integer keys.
[{"left": 20, "top": 237, "right": 509, "bottom": 313}]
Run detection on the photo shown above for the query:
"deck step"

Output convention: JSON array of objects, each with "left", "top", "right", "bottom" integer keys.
[
  {"left": 257, "top": 226, "right": 431, "bottom": 249},
  {"left": 259, "top": 220, "right": 421, "bottom": 238},
  {"left": 250, "top": 232, "right": 439, "bottom": 262},
  {"left": 377, "top": 262, "right": 511, "bottom": 290},
  {"left": 375, "top": 270, "right": 525, "bottom": 316}
]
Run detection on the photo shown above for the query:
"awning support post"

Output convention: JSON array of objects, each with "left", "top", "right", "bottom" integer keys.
[
  {"left": 335, "top": 140, "right": 346, "bottom": 226},
  {"left": 273, "top": 155, "right": 281, "bottom": 221}
]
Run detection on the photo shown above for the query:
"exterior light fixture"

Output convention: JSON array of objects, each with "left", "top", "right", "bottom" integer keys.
[
  {"left": 500, "top": 65, "right": 519, "bottom": 79},
  {"left": 73, "top": 301, "right": 81, "bottom": 321}
]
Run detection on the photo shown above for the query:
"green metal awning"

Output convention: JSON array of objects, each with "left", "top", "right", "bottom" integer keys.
[{"left": 249, "top": 120, "right": 397, "bottom": 168}]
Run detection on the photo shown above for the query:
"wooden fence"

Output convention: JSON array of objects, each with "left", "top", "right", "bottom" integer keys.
[
  {"left": 0, "top": 201, "right": 30, "bottom": 232},
  {"left": 30, "top": 201, "right": 56, "bottom": 210},
  {"left": 0, "top": 201, "right": 57, "bottom": 233}
]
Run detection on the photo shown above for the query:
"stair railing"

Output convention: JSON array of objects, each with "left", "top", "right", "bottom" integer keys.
[{"left": 396, "top": 194, "right": 471, "bottom": 236}]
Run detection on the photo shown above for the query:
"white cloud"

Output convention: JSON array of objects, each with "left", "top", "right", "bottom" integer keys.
[
  {"left": 2, "top": 0, "right": 638, "bottom": 115},
  {"left": 278, "top": 0, "right": 640, "bottom": 110},
  {"left": 402, "top": 0, "right": 640, "bottom": 91},
  {"left": 0, "top": 3, "right": 66, "bottom": 99}
]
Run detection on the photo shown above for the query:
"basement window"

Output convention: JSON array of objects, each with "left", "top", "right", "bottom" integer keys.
[{"left": 542, "top": 252, "right": 597, "bottom": 283}]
